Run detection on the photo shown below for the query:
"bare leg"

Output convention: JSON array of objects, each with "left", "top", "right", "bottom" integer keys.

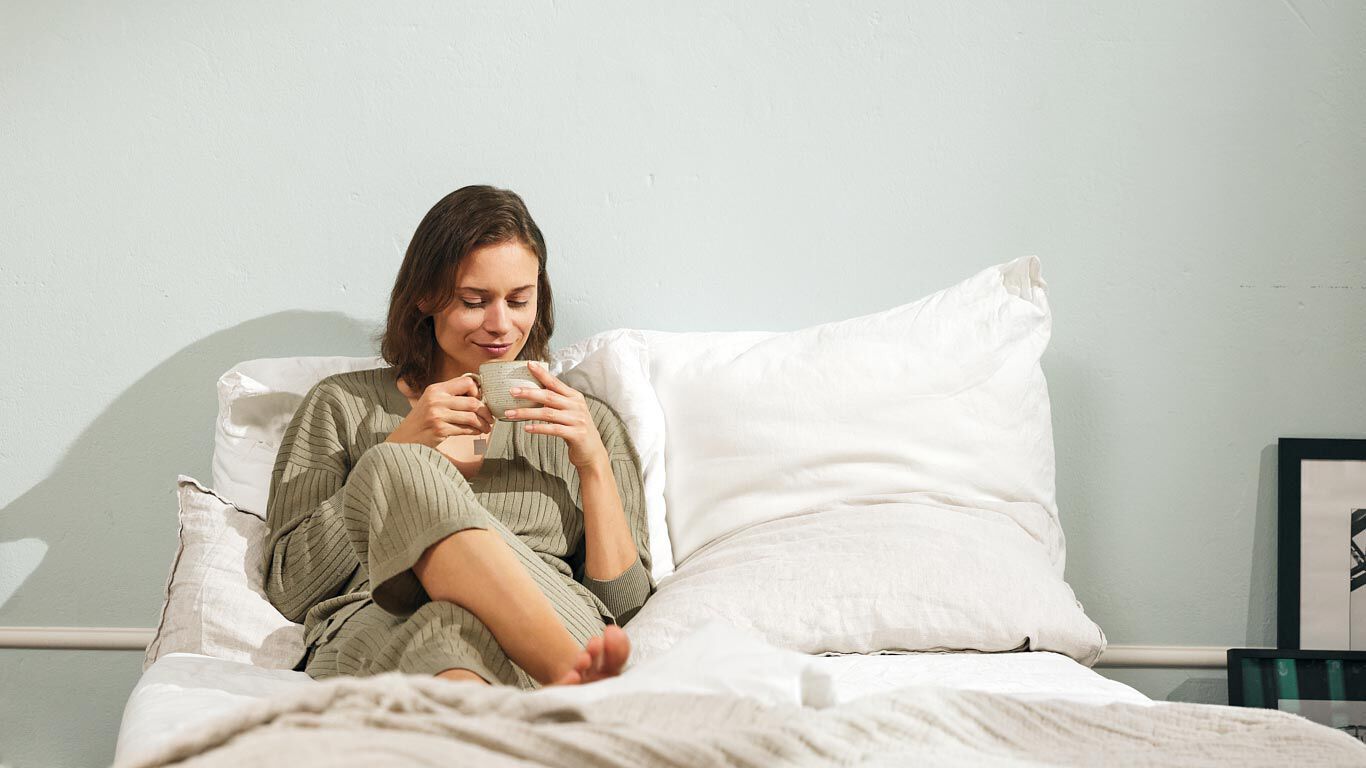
[{"left": 413, "top": 528, "right": 627, "bottom": 685}]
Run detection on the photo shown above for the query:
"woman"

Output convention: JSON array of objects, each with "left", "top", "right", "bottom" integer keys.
[{"left": 262, "top": 185, "right": 653, "bottom": 688}]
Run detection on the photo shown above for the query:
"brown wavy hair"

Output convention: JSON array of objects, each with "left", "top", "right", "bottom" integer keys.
[{"left": 377, "top": 185, "right": 554, "bottom": 392}]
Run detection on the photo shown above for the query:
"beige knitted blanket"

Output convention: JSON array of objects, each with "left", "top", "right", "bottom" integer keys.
[{"left": 114, "top": 672, "right": 1366, "bottom": 767}]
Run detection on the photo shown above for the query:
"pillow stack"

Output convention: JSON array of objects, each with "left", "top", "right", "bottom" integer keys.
[{"left": 146, "top": 255, "right": 1106, "bottom": 671}]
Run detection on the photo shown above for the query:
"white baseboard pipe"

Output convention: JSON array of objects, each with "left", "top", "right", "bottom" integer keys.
[{"left": 0, "top": 626, "right": 155, "bottom": 651}]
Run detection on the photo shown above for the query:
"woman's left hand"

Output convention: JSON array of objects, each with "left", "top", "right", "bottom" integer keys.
[{"left": 505, "top": 362, "right": 609, "bottom": 471}]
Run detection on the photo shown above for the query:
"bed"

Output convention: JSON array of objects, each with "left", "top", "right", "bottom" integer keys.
[{"left": 113, "top": 258, "right": 1366, "bottom": 766}]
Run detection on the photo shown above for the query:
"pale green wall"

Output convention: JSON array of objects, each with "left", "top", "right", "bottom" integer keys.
[{"left": 3, "top": 1, "right": 1364, "bottom": 765}]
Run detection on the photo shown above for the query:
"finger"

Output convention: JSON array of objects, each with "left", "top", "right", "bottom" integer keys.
[
  {"left": 443, "top": 395, "right": 486, "bottom": 413},
  {"left": 502, "top": 406, "right": 574, "bottom": 425},
  {"left": 520, "top": 422, "right": 565, "bottom": 437},
  {"left": 507, "top": 386, "right": 566, "bottom": 408},
  {"left": 439, "top": 408, "right": 491, "bottom": 435},
  {"left": 526, "top": 361, "right": 576, "bottom": 397},
  {"left": 431, "top": 374, "right": 481, "bottom": 398}
]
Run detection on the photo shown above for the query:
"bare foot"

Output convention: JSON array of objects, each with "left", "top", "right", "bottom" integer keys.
[{"left": 549, "top": 625, "right": 630, "bottom": 686}]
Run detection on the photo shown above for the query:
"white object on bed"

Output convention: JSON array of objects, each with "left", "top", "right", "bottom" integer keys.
[
  {"left": 142, "top": 477, "right": 304, "bottom": 672},
  {"left": 642, "top": 256, "right": 1062, "bottom": 571},
  {"left": 212, "top": 355, "right": 385, "bottom": 520},
  {"left": 623, "top": 500, "right": 1106, "bottom": 665},
  {"left": 116, "top": 622, "right": 1148, "bottom": 766}
]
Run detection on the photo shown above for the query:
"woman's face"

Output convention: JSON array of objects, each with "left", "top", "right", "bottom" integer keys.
[{"left": 429, "top": 239, "right": 540, "bottom": 380}]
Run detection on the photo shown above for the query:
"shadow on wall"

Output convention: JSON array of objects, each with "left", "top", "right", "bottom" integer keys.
[{"left": 0, "top": 311, "right": 379, "bottom": 626}]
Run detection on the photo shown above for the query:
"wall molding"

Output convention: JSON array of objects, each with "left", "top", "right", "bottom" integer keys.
[
  {"left": 0, "top": 626, "right": 155, "bottom": 651},
  {"left": 0, "top": 627, "right": 1255, "bottom": 667}
]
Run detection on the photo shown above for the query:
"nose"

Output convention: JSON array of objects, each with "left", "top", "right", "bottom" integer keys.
[{"left": 483, "top": 301, "right": 511, "bottom": 334}]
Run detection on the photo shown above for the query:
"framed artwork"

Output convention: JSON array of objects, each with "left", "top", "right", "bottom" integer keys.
[
  {"left": 1228, "top": 648, "right": 1366, "bottom": 742},
  {"left": 1279, "top": 438, "right": 1366, "bottom": 650}
]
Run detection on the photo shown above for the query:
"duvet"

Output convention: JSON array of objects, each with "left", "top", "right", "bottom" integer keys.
[{"left": 114, "top": 669, "right": 1365, "bottom": 767}]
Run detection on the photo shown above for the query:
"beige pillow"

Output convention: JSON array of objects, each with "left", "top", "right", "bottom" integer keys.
[{"left": 143, "top": 476, "right": 305, "bottom": 671}]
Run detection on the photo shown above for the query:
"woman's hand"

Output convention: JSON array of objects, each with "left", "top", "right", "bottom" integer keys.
[
  {"left": 504, "top": 362, "right": 609, "bottom": 471},
  {"left": 386, "top": 375, "right": 495, "bottom": 451}
]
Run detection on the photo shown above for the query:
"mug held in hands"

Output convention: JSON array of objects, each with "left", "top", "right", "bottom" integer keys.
[{"left": 462, "top": 360, "right": 545, "bottom": 420}]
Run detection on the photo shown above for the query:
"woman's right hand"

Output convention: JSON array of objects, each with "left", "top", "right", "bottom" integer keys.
[{"left": 386, "top": 375, "right": 494, "bottom": 450}]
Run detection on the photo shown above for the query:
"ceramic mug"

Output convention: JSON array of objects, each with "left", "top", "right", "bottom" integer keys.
[{"left": 461, "top": 360, "right": 544, "bottom": 420}]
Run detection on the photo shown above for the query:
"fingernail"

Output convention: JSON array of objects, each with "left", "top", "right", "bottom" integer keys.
[{"left": 510, "top": 387, "right": 521, "bottom": 394}]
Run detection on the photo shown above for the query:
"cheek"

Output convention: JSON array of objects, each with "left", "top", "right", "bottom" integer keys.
[
  {"left": 436, "top": 312, "right": 479, "bottom": 338},
  {"left": 520, "top": 308, "right": 538, "bottom": 328}
]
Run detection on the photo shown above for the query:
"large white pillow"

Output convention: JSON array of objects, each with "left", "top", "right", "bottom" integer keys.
[
  {"left": 642, "top": 256, "right": 1065, "bottom": 572},
  {"left": 549, "top": 330, "right": 673, "bottom": 579},
  {"left": 212, "top": 355, "right": 385, "bottom": 519},
  {"left": 144, "top": 476, "right": 305, "bottom": 671},
  {"left": 624, "top": 499, "right": 1106, "bottom": 666}
]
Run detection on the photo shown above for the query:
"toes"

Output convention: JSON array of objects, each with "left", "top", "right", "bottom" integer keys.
[
  {"left": 603, "top": 625, "right": 630, "bottom": 672},
  {"left": 585, "top": 636, "right": 606, "bottom": 679}
]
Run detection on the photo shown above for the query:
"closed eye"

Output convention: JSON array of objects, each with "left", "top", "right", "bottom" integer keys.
[{"left": 462, "top": 300, "right": 530, "bottom": 309}]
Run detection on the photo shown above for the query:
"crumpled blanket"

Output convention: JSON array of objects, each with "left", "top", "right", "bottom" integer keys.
[{"left": 113, "top": 670, "right": 1366, "bottom": 768}]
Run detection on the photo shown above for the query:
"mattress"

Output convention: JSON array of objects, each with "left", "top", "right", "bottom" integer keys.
[{"left": 115, "top": 646, "right": 1148, "bottom": 765}]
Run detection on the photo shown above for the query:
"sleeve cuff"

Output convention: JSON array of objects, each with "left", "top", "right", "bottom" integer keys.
[{"left": 582, "top": 557, "right": 651, "bottom": 625}]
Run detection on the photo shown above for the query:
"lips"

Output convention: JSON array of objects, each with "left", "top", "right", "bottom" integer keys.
[{"left": 477, "top": 342, "right": 513, "bottom": 355}]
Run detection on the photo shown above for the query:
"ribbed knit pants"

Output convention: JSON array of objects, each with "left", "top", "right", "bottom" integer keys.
[{"left": 303, "top": 442, "right": 607, "bottom": 689}]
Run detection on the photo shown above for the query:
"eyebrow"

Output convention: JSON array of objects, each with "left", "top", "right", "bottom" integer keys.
[{"left": 459, "top": 284, "right": 536, "bottom": 294}]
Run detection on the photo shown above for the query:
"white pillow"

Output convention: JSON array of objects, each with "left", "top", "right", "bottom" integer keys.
[
  {"left": 143, "top": 476, "right": 305, "bottom": 671},
  {"left": 211, "top": 340, "right": 674, "bottom": 577},
  {"left": 624, "top": 500, "right": 1106, "bottom": 666},
  {"left": 549, "top": 330, "right": 673, "bottom": 579},
  {"left": 642, "top": 256, "right": 1065, "bottom": 572},
  {"left": 212, "top": 356, "right": 384, "bottom": 519}
]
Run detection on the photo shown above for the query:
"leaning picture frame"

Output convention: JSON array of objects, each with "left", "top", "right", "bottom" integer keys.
[
  {"left": 1279, "top": 438, "right": 1366, "bottom": 650},
  {"left": 1227, "top": 648, "right": 1366, "bottom": 742}
]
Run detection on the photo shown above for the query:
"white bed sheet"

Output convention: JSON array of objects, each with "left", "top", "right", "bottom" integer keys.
[{"left": 115, "top": 643, "right": 1148, "bottom": 765}]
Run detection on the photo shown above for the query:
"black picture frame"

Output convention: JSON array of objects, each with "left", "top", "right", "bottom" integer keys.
[
  {"left": 1278, "top": 438, "right": 1366, "bottom": 650},
  {"left": 1228, "top": 648, "right": 1366, "bottom": 741}
]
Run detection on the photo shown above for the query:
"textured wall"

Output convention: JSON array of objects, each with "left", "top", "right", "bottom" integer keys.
[{"left": 2, "top": 1, "right": 1364, "bottom": 765}]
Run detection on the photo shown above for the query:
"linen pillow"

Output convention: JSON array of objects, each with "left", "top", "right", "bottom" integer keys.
[
  {"left": 143, "top": 476, "right": 305, "bottom": 671},
  {"left": 212, "top": 355, "right": 385, "bottom": 519},
  {"left": 642, "top": 256, "right": 1065, "bottom": 572},
  {"left": 549, "top": 329, "right": 674, "bottom": 579},
  {"left": 623, "top": 499, "right": 1106, "bottom": 666}
]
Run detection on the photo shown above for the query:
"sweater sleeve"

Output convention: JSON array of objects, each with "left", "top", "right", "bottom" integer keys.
[
  {"left": 262, "top": 380, "right": 361, "bottom": 624},
  {"left": 578, "top": 398, "right": 655, "bottom": 625}
]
